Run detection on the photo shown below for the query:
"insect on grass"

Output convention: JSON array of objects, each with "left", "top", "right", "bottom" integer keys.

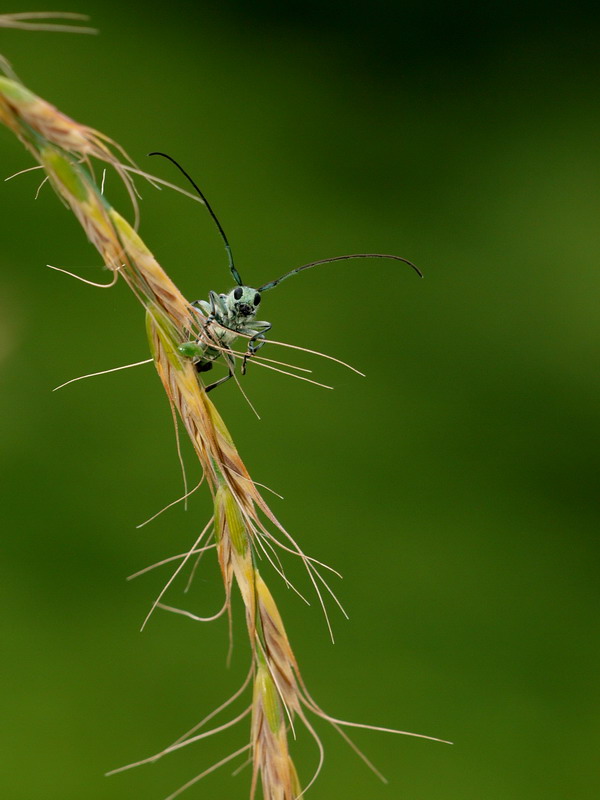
[{"left": 150, "top": 152, "right": 423, "bottom": 392}]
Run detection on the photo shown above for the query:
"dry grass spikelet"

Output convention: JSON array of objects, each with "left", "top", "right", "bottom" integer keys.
[{"left": 0, "top": 11, "right": 96, "bottom": 34}]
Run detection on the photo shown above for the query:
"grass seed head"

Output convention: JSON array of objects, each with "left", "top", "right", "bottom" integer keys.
[{"left": 0, "top": 68, "right": 448, "bottom": 800}]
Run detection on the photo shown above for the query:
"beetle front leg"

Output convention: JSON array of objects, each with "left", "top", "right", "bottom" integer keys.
[
  {"left": 203, "top": 291, "right": 223, "bottom": 325},
  {"left": 242, "top": 321, "right": 272, "bottom": 374}
]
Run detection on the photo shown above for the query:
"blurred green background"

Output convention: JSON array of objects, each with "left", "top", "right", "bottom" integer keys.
[{"left": 1, "top": 2, "right": 599, "bottom": 799}]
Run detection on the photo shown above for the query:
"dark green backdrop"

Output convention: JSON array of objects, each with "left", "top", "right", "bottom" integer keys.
[{"left": 1, "top": 3, "right": 599, "bottom": 799}]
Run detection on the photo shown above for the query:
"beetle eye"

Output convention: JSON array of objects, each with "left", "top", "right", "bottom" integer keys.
[
  {"left": 233, "top": 287, "right": 243, "bottom": 300},
  {"left": 254, "top": 293, "right": 261, "bottom": 306}
]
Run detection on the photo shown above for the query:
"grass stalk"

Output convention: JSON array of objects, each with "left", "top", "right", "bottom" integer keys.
[{"left": 0, "top": 65, "right": 448, "bottom": 799}]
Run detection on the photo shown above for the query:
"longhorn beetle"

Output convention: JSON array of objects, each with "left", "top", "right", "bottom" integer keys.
[{"left": 150, "top": 152, "right": 422, "bottom": 392}]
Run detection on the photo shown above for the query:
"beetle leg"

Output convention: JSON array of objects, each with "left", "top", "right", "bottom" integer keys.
[
  {"left": 204, "top": 343, "right": 235, "bottom": 392},
  {"left": 205, "top": 370, "right": 233, "bottom": 392},
  {"left": 242, "top": 321, "right": 272, "bottom": 374}
]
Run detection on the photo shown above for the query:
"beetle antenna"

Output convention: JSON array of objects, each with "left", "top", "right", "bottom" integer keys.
[
  {"left": 148, "top": 152, "right": 244, "bottom": 286},
  {"left": 258, "top": 253, "right": 423, "bottom": 292}
]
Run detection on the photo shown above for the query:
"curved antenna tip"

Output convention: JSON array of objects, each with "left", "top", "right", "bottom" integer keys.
[{"left": 259, "top": 253, "right": 423, "bottom": 292}]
